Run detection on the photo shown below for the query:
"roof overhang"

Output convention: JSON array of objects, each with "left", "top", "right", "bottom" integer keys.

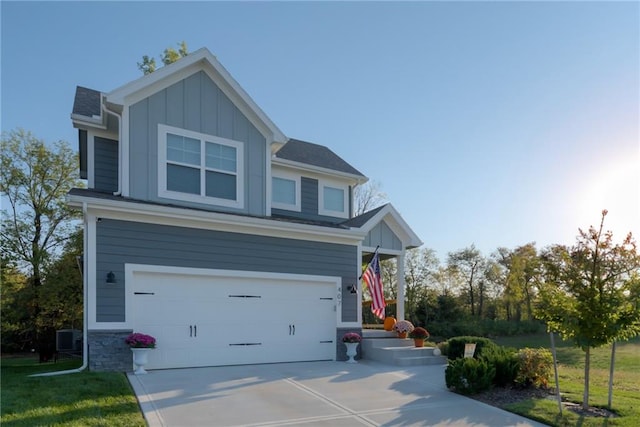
[
  {"left": 272, "top": 157, "right": 369, "bottom": 185},
  {"left": 67, "top": 190, "right": 367, "bottom": 246}
]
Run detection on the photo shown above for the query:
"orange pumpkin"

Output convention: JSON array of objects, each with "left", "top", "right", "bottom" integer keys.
[{"left": 383, "top": 316, "right": 396, "bottom": 331}]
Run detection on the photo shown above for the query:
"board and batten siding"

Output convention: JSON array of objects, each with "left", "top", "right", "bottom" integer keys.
[
  {"left": 128, "top": 71, "right": 266, "bottom": 216},
  {"left": 272, "top": 177, "right": 349, "bottom": 224},
  {"left": 95, "top": 218, "right": 359, "bottom": 322},
  {"left": 363, "top": 221, "right": 403, "bottom": 251},
  {"left": 94, "top": 137, "right": 119, "bottom": 193}
]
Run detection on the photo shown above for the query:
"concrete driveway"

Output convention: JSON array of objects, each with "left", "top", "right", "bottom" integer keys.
[{"left": 128, "top": 360, "right": 547, "bottom": 427}]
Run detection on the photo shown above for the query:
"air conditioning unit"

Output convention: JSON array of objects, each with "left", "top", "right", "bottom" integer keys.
[{"left": 56, "top": 329, "right": 82, "bottom": 352}]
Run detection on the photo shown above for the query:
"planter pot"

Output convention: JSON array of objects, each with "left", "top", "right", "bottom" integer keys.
[
  {"left": 397, "top": 332, "right": 408, "bottom": 339},
  {"left": 131, "top": 348, "right": 152, "bottom": 374},
  {"left": 344, "top": 342, "right": 359, "bottom": 363},
  {"left": 413, "top": 338, "right": 425, "bottom": 347}
]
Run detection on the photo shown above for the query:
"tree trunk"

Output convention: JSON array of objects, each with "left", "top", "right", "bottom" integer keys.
[
  {"left": 608, "top": 341, "right": 616, "bottom": 409},
  {"left": 583, "top": 347, "right": 590, "bottom": 410}
]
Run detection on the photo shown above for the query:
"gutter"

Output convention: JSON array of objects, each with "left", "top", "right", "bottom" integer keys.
[{"left": 31, "top": 202, "right": 90, "bottom": 377}]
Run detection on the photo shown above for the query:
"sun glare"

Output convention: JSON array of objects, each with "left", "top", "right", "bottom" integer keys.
[{"left": 575, "top": 156, "right": 640, "bottom": 240}]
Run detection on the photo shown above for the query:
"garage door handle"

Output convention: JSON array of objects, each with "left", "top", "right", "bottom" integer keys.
[
  {"left": 190, "top": 325, "right": 192, "bottom": 337},
  {"left": 292, "top": 324, "right": 295, "bottom": 335},
  {"left": 194, "top": 325, "right": 197, "bottom": 337}
]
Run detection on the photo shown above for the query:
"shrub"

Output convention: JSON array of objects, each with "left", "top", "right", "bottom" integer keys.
[
  {"left": 445, "top": 357, "right": 495, "bottom": 395},
  {"left": 515, "top": 347, "right": 553, "bottom": 388},
  {"left": 445, "top": 336, "right": 498, "bottom": 360},
  {"left": 480, "top": 346, "right": 520, "bottom": 387}
]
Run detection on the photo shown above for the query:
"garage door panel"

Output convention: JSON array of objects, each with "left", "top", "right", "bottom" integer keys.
[{"left": 131, "top": 270, "right": 338, "bottom": 369}]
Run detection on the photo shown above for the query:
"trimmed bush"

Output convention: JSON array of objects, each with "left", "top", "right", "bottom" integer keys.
[
  {"left": 479, "top": 345, "right": 520, "bottom": 387},
  {"left": 445, "top": 357, "right": 496, "bottom": 395},
  {"left": 444, "top": 336, "right": 498, "bottom": 360},
  {"left": 515, "top": 347, "right": 553, "bottom": 388}
]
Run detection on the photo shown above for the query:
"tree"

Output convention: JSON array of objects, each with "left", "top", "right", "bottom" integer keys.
[
  {"left": 447, "top": 245, "right": 486, "bottom": 316},
  {"left": 38, "top": 228, "right": 84, "bottom": 333},
  {"left": 0, "top": 129, "right": 82, "bottom": 353},
  {"left": 138, "top": 41, "right": 189, "bottom": 75},
  {"left": 353, "top": 180, "right": 387, "bottom": 216},
  {"left": 404, "top": 248, "right": 440, "bottom": 323},
  {"left": 536, "top": 210, "right": 640, "bottom": 410}
]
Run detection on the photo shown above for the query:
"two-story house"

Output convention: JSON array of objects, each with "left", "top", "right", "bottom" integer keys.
[{"left": 68, "top": 48, "right": 422, "bottom": 372}]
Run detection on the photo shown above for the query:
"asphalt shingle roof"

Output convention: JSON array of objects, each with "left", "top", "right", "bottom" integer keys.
[
  {"left": 72, "top": 86, "right": 102, "bottom": 117},
  {"left": 275, "top": 138, "right": 365, "bottom": 177}
]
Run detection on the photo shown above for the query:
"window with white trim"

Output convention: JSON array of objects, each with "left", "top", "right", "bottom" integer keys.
[
  {"left": 319, "top": 180, "right": 349, "bottom": 218},
  {"left": 159, "top": 124, "right": 244, "bottom": 208},
  {"left": 271, "top": 172, "right": 301, "bottom": 211}
]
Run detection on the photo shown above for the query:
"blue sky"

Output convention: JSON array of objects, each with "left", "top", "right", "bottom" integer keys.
[{"left": 2, "top": 1, "right": 638, "bottom": 260}]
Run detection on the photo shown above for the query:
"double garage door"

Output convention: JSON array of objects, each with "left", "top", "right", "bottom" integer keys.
[{"left": 131, "top": 269, "right": 338, "bottom": 370}]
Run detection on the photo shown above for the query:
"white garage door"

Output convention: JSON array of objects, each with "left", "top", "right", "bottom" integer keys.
[{"left": 131, "top": 268, "right": 338, "bottom": 370}]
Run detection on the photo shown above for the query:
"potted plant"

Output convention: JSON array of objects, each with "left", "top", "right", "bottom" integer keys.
[
  {"left": 125, "top": 332, "right": 156, "bottom": 374},
  {"left": 393, "top": 320, "right": 414, "bottom": 338},
  {"left": 408, "top": 327, "right": 430, "bottom": 347},
  {"left": 342, "top": 332, "right": 362, "bottom": 363}
]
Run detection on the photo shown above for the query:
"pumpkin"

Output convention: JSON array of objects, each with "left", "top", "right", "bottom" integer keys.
[{"left": 383, "top": 316, "right": 396, "bottom": 331}]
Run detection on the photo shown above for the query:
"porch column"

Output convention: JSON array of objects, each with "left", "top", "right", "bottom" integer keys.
[{"left": 396, "top": 252, "right": 405, "bottom": 321}]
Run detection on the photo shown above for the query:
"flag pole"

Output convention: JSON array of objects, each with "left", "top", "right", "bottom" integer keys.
[{"left": 358, "top": 245, "right": 380, "bottom": 280}]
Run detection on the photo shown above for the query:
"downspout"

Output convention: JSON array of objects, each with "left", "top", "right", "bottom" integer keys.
[
  {"left": 31, "top": 202, "right": 90, "bottom": 377},
  {"left": 101, "top": 101, "right": 123, "bottom": 196}
]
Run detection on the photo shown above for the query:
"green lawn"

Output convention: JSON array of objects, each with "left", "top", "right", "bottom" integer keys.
[
  {"left": 493, "top": 334, "right": 640, "bottom": 426},
  {"left": 1, "top": 357, "right": 146, "bottom": 427}
]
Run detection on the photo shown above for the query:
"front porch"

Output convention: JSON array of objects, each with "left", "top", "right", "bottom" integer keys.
[{"left": 359, "top": 330, "right": 446, "bottom": 366}]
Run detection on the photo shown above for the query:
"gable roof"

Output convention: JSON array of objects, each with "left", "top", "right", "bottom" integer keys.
[
  {"left": 105, "top": 47, "right": 287, "bottom": 144},
  {"left": 343, "top": 203, "right": 423, "bottom": 250},
  {"left": 274, "top": 138, "right": 367, "bottom": 181},
  {"left": 72, "top": 86, "right": 102, "bottom": 117}
]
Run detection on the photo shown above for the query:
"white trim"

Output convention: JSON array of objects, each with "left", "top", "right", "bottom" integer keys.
[
  {"left": 318, "top": 179, "right": 349, "bottom": 219},
  {"left": 121, "top": 107, "right": 130, "bottom": 197},
  {"left": 86, "top": 212, "right": 101, "bottom": 329},
  {"left": 68, "top": 196, "right": 366, "bottom": 245},
  {"left": 266, "top": 144, "right": 273, "bottom": 216},
  {"left": 124, "top": 264, "right": 342, "bottom": 330},
  {"left": 158, "top": 124, "right": 245, "bottom": 209},
  {"left": 271, "top": 169, "right": 301, "bottom": 212}
]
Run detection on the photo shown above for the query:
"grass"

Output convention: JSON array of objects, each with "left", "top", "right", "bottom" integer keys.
[
  {"left": 1, "top": 356, "right": 146, "bottom": 427},
  {"left": 492, "top": 334, "right": 640, "bottom": 426}
]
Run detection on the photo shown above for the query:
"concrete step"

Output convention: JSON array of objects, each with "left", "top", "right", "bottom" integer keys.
[{"left": 361, "top": 337, "right": 447, "bottom": 366}]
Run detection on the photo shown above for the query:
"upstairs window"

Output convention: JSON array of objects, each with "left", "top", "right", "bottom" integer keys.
[
  {"left": 159, "top": 124, "right": 244, "bottom": 208},
  {"left": 272, "top": 172, "right": 300, "bottom": 211},
  {"left": 319, "top": 180, "right": 349, "bottom": 218}
]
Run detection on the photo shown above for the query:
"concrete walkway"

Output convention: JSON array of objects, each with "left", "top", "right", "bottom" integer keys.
[{"left": 128, "top": 360, "right": 548, "bottom": 427}]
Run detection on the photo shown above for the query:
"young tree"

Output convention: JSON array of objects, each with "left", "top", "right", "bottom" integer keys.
[
  {"left": 138, "top": 41, "right": 189, "bottom": 75},
  {"left": 0, "top": 129, "right": 82, "bottom": 354},
  {"left": 537, "top": 210, "right": 640, "bottom": 410}
]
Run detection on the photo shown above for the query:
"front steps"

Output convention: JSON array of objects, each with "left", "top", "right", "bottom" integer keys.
[{"left": 360, "top": 330, "right": 447, "bottom": 366}]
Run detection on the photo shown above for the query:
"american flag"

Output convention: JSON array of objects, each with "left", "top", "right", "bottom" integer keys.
[{"left": 362, "top": 251, "right": 385, "bottom": 320}]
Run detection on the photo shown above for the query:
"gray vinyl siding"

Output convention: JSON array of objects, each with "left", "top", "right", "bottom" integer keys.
[
  {"left": 271, "top": 177, "right": 349, "bottom": 224},
  {"left": 94, "top": 137, "right": 118, "bottom": 192},
  {"left": 79, "top": 130, "right": 87, "bottom": 180},
  {"left": 95, "top": 218, "right": 358, "bottom": 322},
  {"left": 363, "top": 221, "right": 403, "bottom": 251},
  {"left": 128, "top": 71, "right": 266, "bottom": 215}
]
